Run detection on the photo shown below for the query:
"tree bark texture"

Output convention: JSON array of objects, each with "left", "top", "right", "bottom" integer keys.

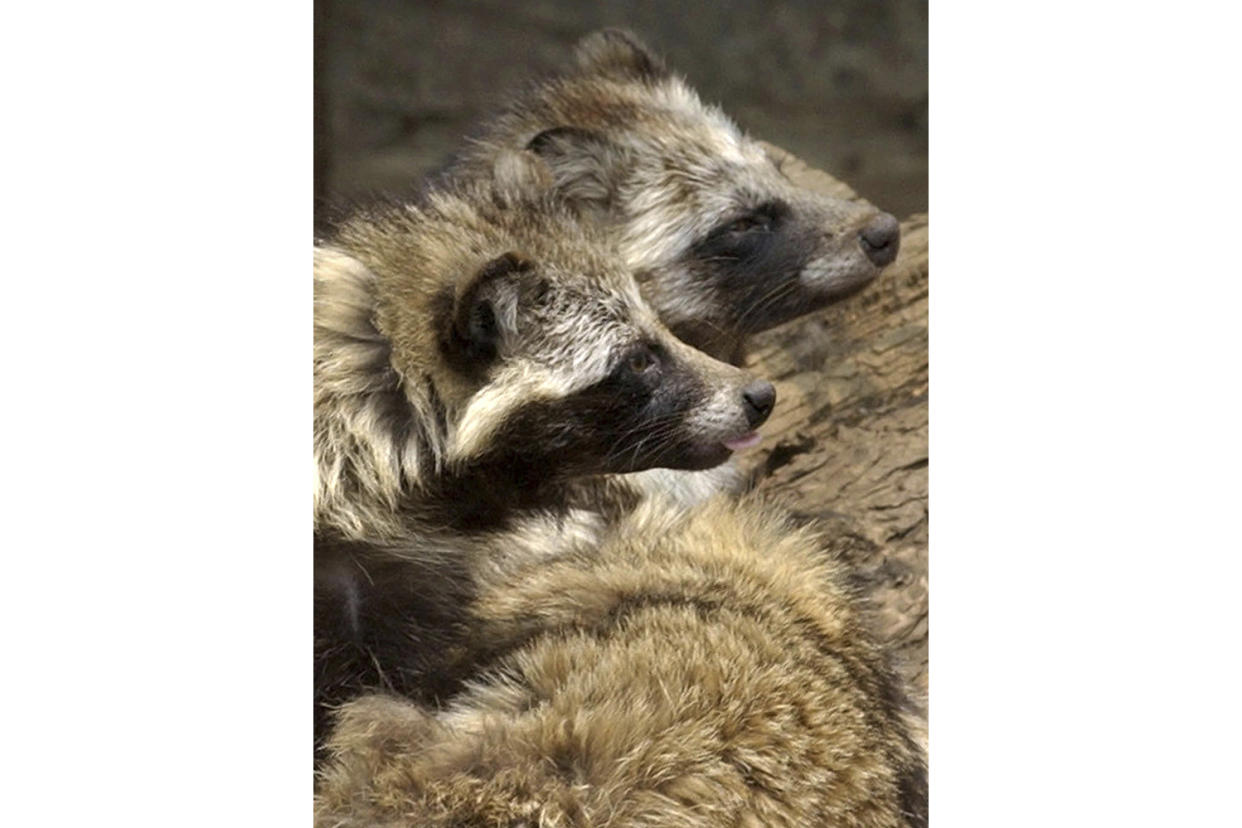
[{"left": 742, "top": 144, "right": 929, "bottom": 698}]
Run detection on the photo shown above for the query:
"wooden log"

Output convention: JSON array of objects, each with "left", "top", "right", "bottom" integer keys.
[{"left": 742, "top": 143, "right": 929, "bottom": 696}]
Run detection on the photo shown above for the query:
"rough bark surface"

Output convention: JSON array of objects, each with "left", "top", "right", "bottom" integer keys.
[{"left": 741, "top": 144, "right": 929, "bottom": 697}]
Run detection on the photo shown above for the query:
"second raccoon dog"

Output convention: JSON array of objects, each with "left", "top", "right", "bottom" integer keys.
[
  {"left": 450, "top": 29, "right": 901, "bottom": 365},
  {"left": 314, "top": 172, "right": 774, "bottom": 753}
]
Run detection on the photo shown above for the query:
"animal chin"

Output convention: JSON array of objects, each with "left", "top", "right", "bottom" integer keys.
[
  {"left": 775, "top": 270, "right": 876, "bottom": 325},
  {"left": 723, "top": 431, "right": 762, "bottom": 452},
  {"left": 666, "top": 440, "right": 734, "bottom": 471},
  {"left": 614, "top": 439, "right": 730, "bottom": 473},
  {"left": 817, "top": 265, "right": 880, "bottom": 299}
]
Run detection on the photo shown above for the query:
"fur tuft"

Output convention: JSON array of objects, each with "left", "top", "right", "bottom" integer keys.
[
  {"left": 314, "top": 247, "right": 444, "bottom": 542},
  {"left": 571, "top": 28, "right": 670, "bottom": 83}
]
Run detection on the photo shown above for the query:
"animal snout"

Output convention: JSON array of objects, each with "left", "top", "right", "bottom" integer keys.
[
  {"left": 859, "top": 212, "right": 900, "bottom": 267},
  {"left": 741, "top": 380, "right": 776, "bottom": 428}
]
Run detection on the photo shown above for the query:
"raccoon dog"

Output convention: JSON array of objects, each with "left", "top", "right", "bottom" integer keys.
[
  {"left": 450, "top": 29, "right": 901, "bottom": 365},
  {"left": 314, "top": 167, "right": 775, "bottom": 754},
  {"left": 316, "top": 495, "right": 928, "bottom": 827}
]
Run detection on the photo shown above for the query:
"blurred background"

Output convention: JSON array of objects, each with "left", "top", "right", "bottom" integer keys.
[{"left": 314, "top": 0, "right": 927, "bottom": 219}]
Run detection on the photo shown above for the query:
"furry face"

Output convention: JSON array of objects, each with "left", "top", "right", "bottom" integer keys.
[
  {"left": 453, "top": 29, "right": 901, "bottom": 362},
  {"left": 617, "top": 137, "right": 897, "bottom": 359},
  {"left": 314, "top": 178, "right": 773, "bottom": 541}
]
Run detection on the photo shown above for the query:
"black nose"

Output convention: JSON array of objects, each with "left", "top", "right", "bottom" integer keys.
[
  {"left": 859, "top": 212, "right": 900, "bottom": 266},
  {"left": 741, "top": 380, "right": 776, "bottom": 428}
]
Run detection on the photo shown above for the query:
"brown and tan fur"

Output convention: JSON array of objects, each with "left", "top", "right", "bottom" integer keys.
[
  {"left": 448, "top": 29, "right": 901, "bottom": 366},
  {"left": 440, "top": 28, "right": 903, "bottom": 508},
  {"left": 316, "top": 495, "right": 928, "bottom": 827},
  {"left": 315, "top": 168, "right": 771, "bottom": 542},
  {"left": 314, "top": 170, "right": 774, "bottom": 756},
  {"left": 312, "top": 39, "right": 927, "bottom": 822}
]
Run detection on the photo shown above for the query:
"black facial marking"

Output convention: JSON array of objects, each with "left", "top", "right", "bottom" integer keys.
[
  {"left": 687, "top": 198, "right": 820, "bottom": 333},
  {"left": 702, "top": 200, "right": 791, "bottom": 255},
  {"left": 457, "top": 341, "right": 729, "bottom": 486},
  {"left": 717, "top": 200, "right": 789, "bottom": 237}
]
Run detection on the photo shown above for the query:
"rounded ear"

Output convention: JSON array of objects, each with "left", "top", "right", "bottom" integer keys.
[
  {"left": 442, "top": 252, "right": 532, "bottom": 372},
  {"left": 492, "top": 148, "right": 555, "bottom": 201},
  {"left": 572, "top": 29, "right": 668, "bottom": 82},
  {"left": 524, "top": 126, "right": 624, "bottom": 209}
]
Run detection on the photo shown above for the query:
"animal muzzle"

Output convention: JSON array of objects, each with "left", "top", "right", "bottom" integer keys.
[
  {"left": 741, "top": 380, "right": 776, "bottom": 429},
  {"left": 858, "top": 212, "right": 900, "bottom": 267}
]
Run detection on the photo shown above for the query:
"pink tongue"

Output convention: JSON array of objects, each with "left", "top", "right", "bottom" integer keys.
[{"left": 723, "top": 431, "right": 762, "bottom": 452}]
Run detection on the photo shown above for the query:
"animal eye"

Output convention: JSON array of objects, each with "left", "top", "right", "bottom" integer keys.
[
  {"left": 724, "top": 212, "right": 774, "bottom": 236},
  {"left": 627, "top": 346, "right": 657, "bottom": 374}
]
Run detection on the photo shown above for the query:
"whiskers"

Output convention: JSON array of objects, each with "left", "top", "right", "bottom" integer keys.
[
  {"left": 602, "top": 411, "right": 693, "bottom": 471},
  {"left": 736, "top": 277, "right": 801, "bottom": 332}
]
